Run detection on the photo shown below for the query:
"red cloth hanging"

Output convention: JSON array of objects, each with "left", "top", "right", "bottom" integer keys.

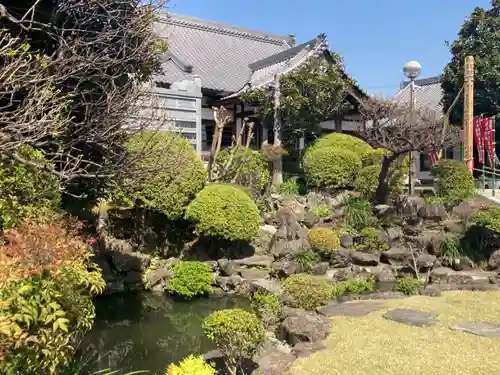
[{"left": 474, "top": 115, "right": 485, "bottom": 164}]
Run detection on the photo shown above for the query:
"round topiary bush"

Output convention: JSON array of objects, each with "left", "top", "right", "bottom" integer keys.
[
  {"left": 167, "top": 261, "right": 213, "bottom": 299},
  {"left": 303, "top": 147, "right": 362, "bottom": 189},
  {"left": 185, "top": 184, "right": 260, "bottom": 241},
  {"left": 310, "top": 132, "right": 372, "bottom": 156},
  {"left": 282, "top": 274, "right": 333, "bottom": 309},
  {"left": 166, "top": 355, "right": 216, "bottom": 375},
  {"left": 203, "top": 309, "right": 266, "bottom": 374},
  {"left": 360, "top": 148, "right": 387, "bottom": 167},
  {"left": 431, "top": 159, "right": 476, "bottom": 203},
  {"left": 116, "top": 131, "right": 207, "bottom": 220},
  {"left": 215, "top": 147, "right": 269, "bottom": 191},
  {"left": 307, "top": 227, "right": 340, "bottom": 253}
]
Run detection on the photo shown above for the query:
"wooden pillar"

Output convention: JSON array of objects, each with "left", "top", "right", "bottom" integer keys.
[{"left": 463, "top": 56, "right": 474, "bottom": 174}]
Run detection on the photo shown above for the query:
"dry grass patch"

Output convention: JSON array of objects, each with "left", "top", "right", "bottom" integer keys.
[{"left": 289, "top": 291, "right": 500, "bottom": 375}]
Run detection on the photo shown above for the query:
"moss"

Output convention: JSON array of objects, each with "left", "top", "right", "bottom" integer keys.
[
  {"left": 303, "top": 147, "right": 362, "bottom": 189},
  {"left": 185, "top": 184, "right": 260, "bottom": 241}
]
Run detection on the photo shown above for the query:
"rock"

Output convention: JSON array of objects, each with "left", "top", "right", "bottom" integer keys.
[
  {"left": 110, "top": 251, "right": 150, "bottom": 273},
  {"left": 350, "top": 251, "right": 379, "bottom": 266},
  {"left": 272, "top": 238, "right": 310, "bottom": 259},
  {"left": 310, "top": 262, "right": 329, "bottom": 275},
  {"left": 340, "top": 235, "right": 354, "bottom": 248},
  {"left": 275, "top": 207, "right": 300, "bottom": 240},
  {"left": 281, "top": 198, "right": 306, "bottom": 222},
  {"left": 125, "top": 271, "right": 143, "bottom": 291},
  {"left": 238, "top": 268, "right": 270, "bottom": 280},
  {"left": 234, "top": 255, "right": 274, "bottom": 268},
  {"left": 330, "top": 248, "right": 352, "bottom": 268},
  {"left": 255, "top": 351, "right": 296, "bottom": 375},
  {"left": 451, "top": 196, "right": 491, "bottom": 219},
  {"left": 106, "top": 237, "right": 134, "bottom": 254},
  {"left": 418, "top": 203, "right": 447, "bottom": 222},
  {"left": 386, "top": 227, "right": 403, "bottom": 242},
  {"left": 291, "top": 341, "right": 326, "bottom": 358},
  {"left": 105, "top": 279, "right": 125, "bottom": 294},
  {"left": 450, "top": 322, "right": 500, "bottom": 338},
  {"left": 430, "top": 267, "right": 497, "bottom": 285},
  {"left": 250, "top": 279, "right": 282, "bottom": 296},
  {"left": 442, "top": 219, "right": 467, "bottom": 235},
  {"left": 403, "top": 219, "right": 424, "bottom": 236},
  {"left": 399, "top": 196, "right": 426, "bottom": 217},
  {"left": 370, "top": 265, "right": 396, "bottom": 283},
  {"left": 279, "top": 310, "right": 331, "bottom": 346},
  {"left": 489, "top": 250, "right": 500, "bottom": 270},
  {"left": 203, "top": 260, "right": 218, "bottom": 271},
  {"left": 383, "top": 309, "right": 436, "bottom": 327},
  {"left": 203, "top": 349, "right": 223, "bottom": 362},
  {"left": 146, "top": 269, "right": 173, "bottom": 288},
  {"left": 416, "top": 254, "right": 437, "bottom": 269},
  {"left": 95, "top": 257, "right": 114, "bottom": 279},
  {"left": 303, "top": 211, "right": 320, "bottom": 228},
  {"left": 272, "top": 261, "right": 301, "bottom": 277},
  {"left": 253, "top": 225, "right": 278, "bottom": 255},
  {"left": 317, "top": 301, "right": 386, "bottom": 317},
  {"left": 381, "top": 247, "right": 411, "bottom": 266},
  {"left": 218, "top": 258, "right": 238, "bottom": 276},
  {"left": 451, "top": 256, "right": 475, "bottom": 271},
  {"left": 216, "top": 275, "right": 243, "bottom": 292},
  {"left": 325, "top": 267, "right": 355, "bottom": 282}
]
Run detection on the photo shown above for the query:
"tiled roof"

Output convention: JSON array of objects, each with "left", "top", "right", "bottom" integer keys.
[
  {"left": 395, "top": 75, "right": 444, "bottom": 113},
  {"left": 154, "top": 13, "right": 294, "bottom": 93}
]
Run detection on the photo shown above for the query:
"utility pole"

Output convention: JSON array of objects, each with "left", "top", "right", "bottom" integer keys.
[
  {"left": 463, "top": 56, "right": 474, "bottom": 175},
  {"left": 272, "top": 73, "right": 283, "bottom": 186}
]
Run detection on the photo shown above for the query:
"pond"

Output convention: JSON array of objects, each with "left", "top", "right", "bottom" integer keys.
[{"left": 80, "top": 293, "right": 251, "bottom": 375}]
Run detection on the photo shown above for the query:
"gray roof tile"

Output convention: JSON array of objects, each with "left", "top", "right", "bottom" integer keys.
[
  {"left": 395, "top": 75, "right": 443, "bottom": 113},
  {"left": 154, "top": 13, "right": 294, "bottom": 93}
]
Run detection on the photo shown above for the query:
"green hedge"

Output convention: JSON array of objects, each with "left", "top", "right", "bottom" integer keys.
[
  {"left": 215, "top": 147, "right": 269, "bottom": 191},
  {"left": 431, "top": 159, "right": 475, "bottom": 203},
  {"left": 311, "top": 132, "right": 372, "bottom": 155},
  {"left": 303, "top": 147, "right": 362, "bottom": 189},
  {"left": 185, "top": 184, "right": 260, "bottom": 241},
  {"left": 116, "top": 131, "right": 206, "bottom": 220}
]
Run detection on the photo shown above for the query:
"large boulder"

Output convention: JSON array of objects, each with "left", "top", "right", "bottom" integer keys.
[
  {"left": 234, "top": 255, "right": 274, "bottom": 268},
  {"left": 381, "top": 247, "right": 411, "bottom": 266},
  {"left": 279, "top": 310, "right": 331, "bottom": 346},
  {"left": 350, "top": 251, "right": 380, "bottom": 266},
  {"left": 488, "top": 250, "right": 500, "bottom": 270},
  {"left": 330, "top": 248, "right": 352, "bottom": 268},
  {"left": 272, "top": 261, "right": 302, "bottom": 277},
  {"left": 218, "top": 258, "right": 238, "bottom": 276},
  {"left": 110, "top": 251, "right": 151, "bottom": 273},
  {"left": 254, "top": 350, "right": 296, "bottom": 375},
  {"left": 238, "top": 268, "right": 270, "bottom": 280},
  {"left": 147, "top": 269, "right": 173, "bottom": 290},
  {"left": 252, "top": 225, "right": 278, "bottom": 255},
  {"left": 430, "top": 267, "right": 497, "bottom": 285},
  {"left": 418, "top": 203, "right": 447, "bottom": 222},
  {"left": 272, "top": 238, "right": 310, "bottom": 259},
  {"left": 310, "top": 262, "right": 329, "bottom": 275},
  {"left": 416, "top": 254, "right": 437, "bottom": 270},
  {"left": 250, "top": 279, "right": 282, "bottom": 296},
  {"left": 215, "top": 275, "right": 243, "bottom": 292}
]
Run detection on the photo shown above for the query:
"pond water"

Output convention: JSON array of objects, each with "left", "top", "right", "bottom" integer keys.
[{"left": 80, "top": 293, "right": 251, "bottom": 375}]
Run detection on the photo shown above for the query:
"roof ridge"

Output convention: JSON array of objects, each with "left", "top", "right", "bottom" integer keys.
[{"left": 160, "top": 13, "right": 292, "bottom": 46}]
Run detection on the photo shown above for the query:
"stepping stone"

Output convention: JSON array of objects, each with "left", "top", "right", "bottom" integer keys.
[
  {"left": 317, "top": 301, "right": 386, "bottom": 317},
  {"left": 450, "top": 322, "right": 500, "bottom": 338},
  {"left": 383, "top": 309, "right": 436, "bottom": 327}
]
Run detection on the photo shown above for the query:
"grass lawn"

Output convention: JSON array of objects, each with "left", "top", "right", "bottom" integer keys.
[{"left": 288, "top": 291, "right": 500, "bottom": 375}]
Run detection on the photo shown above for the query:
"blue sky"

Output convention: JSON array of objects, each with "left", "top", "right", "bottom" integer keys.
[{"left": 168, "top": 0, "right": 491, "bottom": 97}]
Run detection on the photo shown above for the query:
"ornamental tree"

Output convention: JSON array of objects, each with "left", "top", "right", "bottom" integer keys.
[
  {"left": 442, "top": 0, "right": 500, "bottom": 124},
  {"left": 359, "top": 98, "right": 459, "bottom": 204}
]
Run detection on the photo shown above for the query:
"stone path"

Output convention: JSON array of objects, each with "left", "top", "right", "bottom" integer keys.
[
  {"left": 383, "top": 309, "right": 437, "bottom": 327},
  {"left": 317, "top": 301, "right": 386, "bottom": 317},
  {"left": 450, "top": 322, "right": 500, "bottom": 338}
]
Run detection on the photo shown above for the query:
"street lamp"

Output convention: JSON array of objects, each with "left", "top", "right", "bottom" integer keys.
[{"left": 403, "top": 60, "right": 422, "bottom": 196}]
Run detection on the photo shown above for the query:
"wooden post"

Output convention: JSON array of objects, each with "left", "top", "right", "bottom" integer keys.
[
  {"left": 463, "top": 56, "right": 474, "bottom": 175},
  {"left": 272, "top": 73, "right": 283, "bottom": 186}
]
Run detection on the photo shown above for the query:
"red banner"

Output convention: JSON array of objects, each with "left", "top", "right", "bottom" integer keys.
[
  {"left": 428, "top": 151, "right": 439, "bottom": 165},
  {"left": 474, "top": 116, "right": 484, "bottom": 164},
  {"left": 483, "top": 117, "right": 498, "bottom": 167}
]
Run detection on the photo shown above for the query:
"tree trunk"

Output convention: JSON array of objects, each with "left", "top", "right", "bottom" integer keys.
[
  {"left": 272, "top": 73, "right": 283, "bottom": 186},
  {"left": 375, "top": 154, "right": 398, "bottom": 204}
]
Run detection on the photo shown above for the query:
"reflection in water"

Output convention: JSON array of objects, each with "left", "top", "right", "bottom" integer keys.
[{"left": 80, "top": 293, "right": 250, "bottom": 375}]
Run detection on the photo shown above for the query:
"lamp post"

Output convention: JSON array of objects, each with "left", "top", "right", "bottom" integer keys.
[{"left": 403, "top": 60, "right": 422, "bottom": 196}]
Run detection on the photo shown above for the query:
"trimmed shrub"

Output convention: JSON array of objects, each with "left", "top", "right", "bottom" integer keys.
[
  {"left": 0, "top": 146, "right": 60, "bottom": 230},
  {"left": 282, "top": 274, "right": 333, "bottom": 309},
  {"left": 431, "top": 159, "right": 476, "bottom": 203},
  {"left": 185, "top": 184, "right": 260, "bottom": 241},
  {"left": 166, "top": 355, "right": 216, "bottom": 375},
  {"left": 355, "top": 227, "right": 389, "bottom": 253},
  {"left": 215, "top": 147, "right": 269, "bottom": 191},
  {"left": 395, "top": 277, "right": 423, "bottom": 296},
  {"left": 115, "top": 131, "right": 206, "bottom": 220},
  {"left": 360, "top": 148, "right": 387, "bottom": 167},
  {"left": 203, "top": 309, "right": 265, "bottom": 374},
  {"left": 250, "top": 291, "right": 282, "bottom": 328},
  {"left": 303, "top": 147, "right": 362, "bottom": 189},
  {"left": 307, "top": 228, "right": 340, "bottom": 254},
  {"left": 167, "top": 261, "right": 213, "bottom": 299},
  {"left": 0, "top": 218, "right": 105, "bottom": 374},
  {"left": 333, "top": 277, "right": 375, "bottom": 297},
  {"left": 311, "top": 132, "right": 372, "bottom": 156}
]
